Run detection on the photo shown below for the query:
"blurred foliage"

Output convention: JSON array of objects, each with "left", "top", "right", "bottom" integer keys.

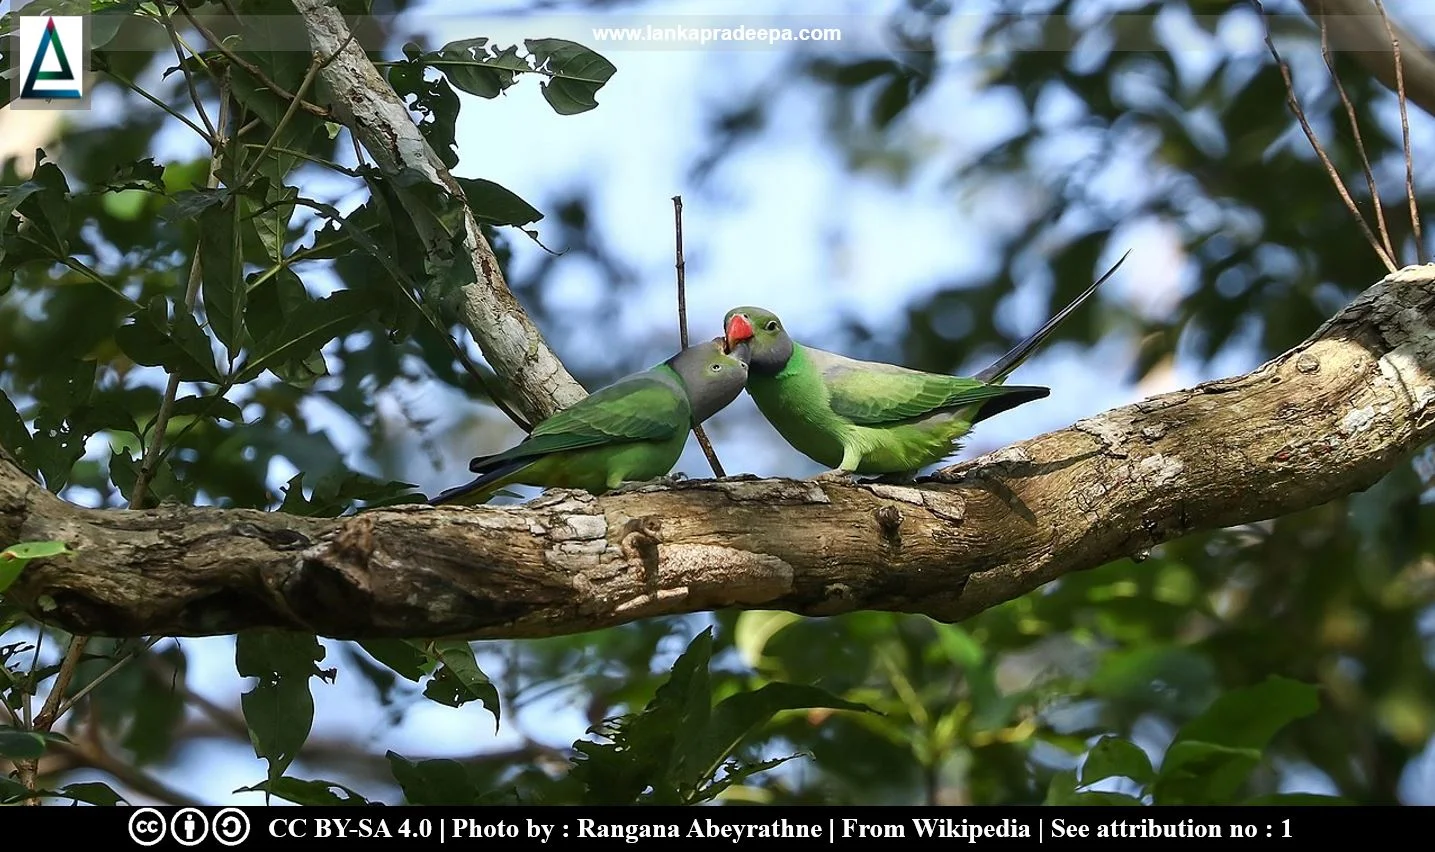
[{"left": 1, "top": 0, "right": 1434, "bottom": 806}]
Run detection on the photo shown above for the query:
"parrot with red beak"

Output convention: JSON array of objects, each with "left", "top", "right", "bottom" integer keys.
[
  {"left": 430, "top": 337, "right": 749, "bottom": 504},
  {"left": 722, "top": 254, "right": 1127, "bottom": 478}
]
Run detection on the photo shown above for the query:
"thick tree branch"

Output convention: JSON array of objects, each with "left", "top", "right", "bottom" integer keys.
[
  {"left": 290, "top": 0, "right": 585, "bottom": 423},
  {"left": 3, "top": 266, "right": 1434, "bottom": 640},
  {"left": 1298, "top": 0, "right": 1435, "bottom": 117}
]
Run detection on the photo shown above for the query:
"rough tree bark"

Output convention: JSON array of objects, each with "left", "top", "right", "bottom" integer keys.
[
  {"left": 3, "top": 265, "right": 1433, "bottom": 641},
  {"left": 291, "top": 0, "right": 585, "bottom": 423}
]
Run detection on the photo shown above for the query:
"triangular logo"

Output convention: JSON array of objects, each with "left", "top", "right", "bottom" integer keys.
[{"left": 21, "top": 18, "right": 81, "bottom": 99}]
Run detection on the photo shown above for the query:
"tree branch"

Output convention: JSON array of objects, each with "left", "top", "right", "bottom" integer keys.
[
  {"left": 2, "top": 265, "right": 1434, "bottom": 639},
  {"left": 290, "top": 0, "right": 585, "bottom": 424},
  {"left": 1298, "top": 0, "right": 1435, "bottom": 118}
]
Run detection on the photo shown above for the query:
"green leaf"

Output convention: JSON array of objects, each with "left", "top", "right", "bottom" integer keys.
[
  {"left": 422, "top": 640, "right": 500, "bottom": 725},
  {"left": 569, "top": 627, "right": 716, "bottom": 804},
  {"left": 428, "top": 37, "right": 525, "bottom": 98},
  {"left": 1046, "top": 768, "right": 1143, "bottom": 805},
  {"left": 115, "top": 299, "right": 223, "bottom": 383},
  {"left": 200, "top": 200, "right": 245, "bottom": 360},
  {"left": 162, "top": 188, "right": 230, "bottom": 222},
  {"left": 0, "top": 776, "right": 33, "bottom": 804},
  {"left": 236, "top": 776, "right": 373, "bottom": 806},
  {"left": 688, "top": 683, "right": 874, "bottom": 791},
  {"left": 238, "top": 289, "right": 376, "bottom": 383},
  {"left": 108, "top": 448, "right": 138, "bottom": 503},
  {"left": 1151, "top": 740, "right": 1261, "bottom": 805},
  {"left": 387, "top": 751, "right": 481, "bottom": 805},
  {"left": 0, "top": 727, "right": 46, "bottom": 758},
  {"left": 1080, "top": 735, "right": 1154, "bottom": 787},
  {"left": 0, "top": 389, "right": 35, "bottom": 476},
  {"left": 1172, "top": 676, "right": 1320, "bottom": 752},
  {"left": 359, "top": 639, "right": 430, "bottom": 682},
  {"left": 58, "top": 781, "right": 126, "bottom": 806},
  {"left": 244, "top": 183, "right": 299, "bottom": 264},
  {"left": 170, "top": 394, "right": 244, "bottom": 423},
  {"left": 524, "top": 39, "right": 617, "bottom": 115},
  {"left": 236, "top": 631, "right": 327, "bottom": 788},
  {"left": 0, "top": 540, "right": 73, "bottom": 594},
  {"left": 454, "top": 178, "right": 543, "bottom": 227}
]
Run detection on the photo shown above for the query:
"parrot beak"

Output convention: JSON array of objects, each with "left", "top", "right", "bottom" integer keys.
[{"left": 724, "top": 315, "right": 754, "bottom": 353}]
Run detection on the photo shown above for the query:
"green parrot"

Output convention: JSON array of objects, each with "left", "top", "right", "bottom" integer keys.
[
  {"left": 430, "top": 337, "right": 750, "bottom": 505},
  {"left": 722, "top": 256, "right": 1127, "bottom": 478}
]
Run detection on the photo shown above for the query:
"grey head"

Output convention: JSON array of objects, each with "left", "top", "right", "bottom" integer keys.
[
  {"left": 667, "top": 337, "right": 751, "bottom": 424},
  {"left": 723, "top": 306, "right": 794, "bottom": 377}
]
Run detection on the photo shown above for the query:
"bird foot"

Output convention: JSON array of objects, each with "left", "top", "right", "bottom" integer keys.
[
  {"left": 611, "top": 473, "right": 687, "bottom": 494},
  {"left": 862, "top": 471, "right": 917, "bottom": 485},
  {"left": 811, "top": 469, "right": 858, "bottom": 485}
]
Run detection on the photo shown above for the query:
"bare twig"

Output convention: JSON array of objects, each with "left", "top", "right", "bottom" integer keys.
[
  {"left": 55, "top": 638, "right": 163, "bottom": 721},
  {"left": 1254, "top": 0, "right": 1397, "bottom": 273},
  {"left": 1374, "top": 0, "right": 1425, "bottom": 263},
  {"left": 48, "top": 735, "right": 205, "bottom": 807},
  {"left": 674, "top": 196, "right": 691, "bottom": 350},
  {"left": 1296, "top": 0, "right": 1435, "bottom": 120},
  {"left": 673, "top": 196, "right": 726, "bottom": 478},
  {"left": 1318, "top": 12, "right": 1395, "bottom": 263},
  {"left": 155, "top": 0, "right": 218, "bottom": 144},
  {"left": 179, "top": 5, "right": 333, "bottom": 120},
  {"left": 236, "top": 30, "right": 356, "bottom": 189}
]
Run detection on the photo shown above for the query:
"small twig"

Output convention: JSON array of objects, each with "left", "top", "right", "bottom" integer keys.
[
  {"left": 50, "top": 736, "right": 205, "bottom": 807},
  {"left": 155, "top": 0, "right": 218, "bottom": 144},
  {"left": 673, "top": 195, "right": 726, "bottom": 478},
  {"left": 1253, "top": 1, "right": 1397, "bottom": 273},
  {"left": 236, "top": 30, "right": 356, "bottom": 189},
  {"left": 179, "top": 5, "right": 333, "bottom": 120},
  {"left": 31, "top": 639, "right": 85, "bottom": 731},
  {"left": 54, "top": 638, "right": 162, "bottom": 721},
  {"left": 103, "top": 69, "right": 213, "bottom": 142},
  {"left": 674, "top": 196, "right": 691, "bottom": 349},
  {"left": 1318, "top": 12, "right": 1395, "bottom": 263},
  {"left": 1374, "top": 0, "right": 1425, "bottom": 263}
]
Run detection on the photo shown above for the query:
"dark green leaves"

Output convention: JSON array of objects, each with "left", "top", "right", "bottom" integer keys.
[
  {"left": 1080, "top": 735, "right": 1154, "bottom": 787},
  {"left": 525, "top": 39, "right": 618, "bottom": 115},
  {"left": 199, "top": 200, "right": 245, "bottom": 362},
  {"left": 115, "top": 298, "right": 223, "bottom": 383},
  {"left": 427, "top": 37, "right": 525, "bottom": 99},
  {"left": 421, "top": 640, "right": 501, "bottom": 725},
  {"left": 1054, "top": 677, "right": 1331, "bottom": 806},
  {"left": 569, "top": 628, "right": 873, "bottom": 805},
  {"left": 236, "top": 631, "right": 330, "bottom": 789},
  {"left": 1151, "top": 677, "right": 1321, "bottom": 805},
  {"left": 411, "top": 36, "right": 616, "bottom": 118},
  {"left": 387, "top": 752, "right": 484, "bottom": 805},
  {"left": 455, "top": 178, "right": 544, "bottom": 228},
  {"left": 237, "top": 776, "right": 374, "bottom": 806},
  {"left": 0, "top": 726, "right": 47, "bottom": 758}
]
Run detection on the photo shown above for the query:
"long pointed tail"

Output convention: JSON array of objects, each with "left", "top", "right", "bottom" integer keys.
[
  {"left": 427, "top": 458, "right": 529, "bottom": 506},
  {"left": 974, "top": 250, "right": 1130, "bottom": 384}
]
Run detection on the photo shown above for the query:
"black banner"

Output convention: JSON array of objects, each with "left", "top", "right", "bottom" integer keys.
[{"left": 11, "top": 805, "right": 1372, "bottom": 849}]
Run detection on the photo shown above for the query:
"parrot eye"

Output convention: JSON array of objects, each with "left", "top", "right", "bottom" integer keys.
[
  {"left": 710, "top": 363, "right": 722, "bottom": 372},
  {"left": 765, "top": 320, "right": 779, "bottom": 331}
]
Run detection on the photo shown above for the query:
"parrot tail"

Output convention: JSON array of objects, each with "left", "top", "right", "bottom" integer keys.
[
  {"left": 968, "top": 385, "right": 1051, "bottom": 426},
  {"left": 427, "top": 458, "right": 530, "bottom": 506},
  {"left": 974, "top": 250, "right": 1130, "bottom": 384}
]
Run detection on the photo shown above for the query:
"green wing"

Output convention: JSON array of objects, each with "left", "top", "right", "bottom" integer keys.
[
  {"left": 472, "top": 374, "right": 688, "bottom": 472},
  {"left": 811, "top": 348, "right": 1047, "bottom": 426}
]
